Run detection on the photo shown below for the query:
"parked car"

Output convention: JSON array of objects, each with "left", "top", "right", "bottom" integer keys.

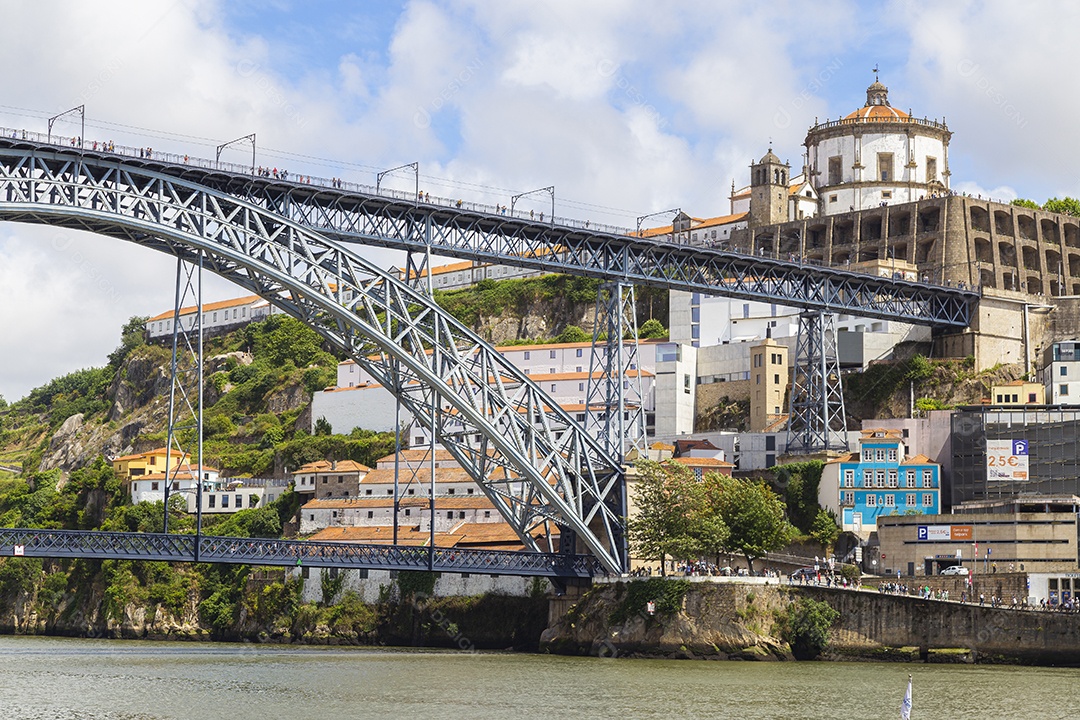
[
  {"left": 941, "top": 565, "right": 969, "bottom": 576},
  {"left": 790, "top": 567, "right": 818, "bottom": 580}
]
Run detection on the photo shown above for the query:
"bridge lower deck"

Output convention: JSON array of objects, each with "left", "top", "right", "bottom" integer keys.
[{"left": 0, "top": 529, "right": 603, "bottom": 578}]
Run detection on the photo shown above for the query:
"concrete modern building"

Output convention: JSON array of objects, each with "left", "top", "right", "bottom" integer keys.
[
  {"left": 1041, "top": 341, "right": 1080, "bottom": 405},
  {"left": 878, "top": 502, "right": 1080, "bottom": 577}
]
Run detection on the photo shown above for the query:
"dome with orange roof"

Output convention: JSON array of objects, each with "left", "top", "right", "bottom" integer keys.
[{"left": 842, "top": 80, "right": 910, "bottom": 121}]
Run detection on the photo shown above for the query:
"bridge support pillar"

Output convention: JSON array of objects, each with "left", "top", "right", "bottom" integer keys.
[
  {"left": 786, "top": 310, "right": 849, "bottom": 454},
  {"left": 586, "top": 282, "right": 646, "bottom": 460}
]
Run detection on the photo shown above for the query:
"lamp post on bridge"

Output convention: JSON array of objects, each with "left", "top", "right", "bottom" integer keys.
[
  {"left": 635, "top": 208, "right": 681, "bottom": 238},
  {"left": 47, "top": 105, "right": 85, "bottom": 148},
  {"left": 511, "top": 186, "right": 555, "bottom": 224},
  {"left": 377, "top": 162, "right": 419, "bottom": 204},
  {"left": 215, "top": 133, "right": 256, "bottom": 174}
]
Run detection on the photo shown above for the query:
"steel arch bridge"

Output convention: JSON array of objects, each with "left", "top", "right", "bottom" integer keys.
[
  {"left": 0, "top": 133, "right": 979, "bottom": 576},
  {"left": 0, "top": 144, "right": 628, "bottom": 573}
]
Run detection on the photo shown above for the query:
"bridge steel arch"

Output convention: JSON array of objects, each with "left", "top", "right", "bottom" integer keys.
[{"left": 0, "top": 147, "right": 626, "bottom": 574}]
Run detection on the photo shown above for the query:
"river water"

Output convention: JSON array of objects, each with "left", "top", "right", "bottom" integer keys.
[{"left": 0, "top": 636, "right": 1077, "bottom": 719}]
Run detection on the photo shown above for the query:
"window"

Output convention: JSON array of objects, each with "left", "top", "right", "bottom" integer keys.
[
  {"left": 549, "top": 350, "right": 556, "bottom": 359},
  {"left": 843, "top": 469, "right": 854, "bottom": 487},
  {"left": 467, "top": 488, "right": 474, "bottom": 495},
  {"left": 151, "top": 482, "right": 159, "bottom": 491},
  {"left": 906, "top": 493, "right": 916, "bottom": 506},
  {"left": 774, "top": 374, "right": 780, "bottom": 384},
  {"left": 1062, "top": 384, "right": 1069, "bottom": 396},
  {"left": 235, "top": 494, "right": 243, "bottom": 508},
  {"left": 926, "top": 157, "right": 937, "bottom": 182},
  {"left": 1028, "top": 393, "right": 1038, "bottom": 403},
  {"left": 922, "top": 470, "right": 933, "bottom": 488},
  {"left": 484, "top": 510, "right": 491, "bottom": 518},
  {"left": 209, "top": 496, "right": 216, "bottom": 508},
  {"left": 550, "top": 384, "right": 556, "bottom": 392},
  {"left": 578, "top": 383, "right": 585, "bottom": 391},
  {"left": 882, "top": 191, "right": 892, "bottom": 199},
  {"left": 923, "top": 493, "right": 934, "bottom": 507},
  {"left": 866, "top": 495, "right": 877, "bottom": 507},
  {"left": 448, "top": 488, "right": 455, "bottom": 495},
  {"left": 447, "top": 511, "right": 454, "bottom": 519},
  {"left": 367, "top": 511, "right": 374, "bottom": 519},
  {"left": 884, "top": 494, "right": 895, "bottom": 507},
  {"left": 863, "top": 449, "right": 873, "bottom": 462},
  {"left": 906, "top": 471, "right": 916, "bottom": 488},
  {"left": 887, "top": 448, "right": 897, "bottom": 462},
  {"left": 404, "top": 509, "right": 411, "bottom": 516},
  {"left": 828, "top": 156, "right": 842, "bottom": 185},
  {"left": 524, "top": 351, "right": 530, "bottom": 360},
  {"left": 221, "top": 495, "right": 229, "bottom": 508},
  {"left": 875, "top": 449, "right": 886, "bottom": 462},
  {"left": 887, "top": 470, "right": 898, "bottom": 488},
  {"left": 576, "top": 349, "right": 583, "bottom": 357},
  {"left": 829, "top": 194, "right": 838, "bottom": 203},
  {"left": 459, "top": 511, "right": 465, "bottom": 519},
  {"left": 877, "top": 152, "right": 894, "bottom": 182},
  {"left": 338, "top": 476, "right": 343, "bottom": 483},
  {"left": 365, "top": 489, "right": 372, "bottom": 495},
  {"left": 876, "top": 470, "right": 886, "bottom": 488},
  {"left": 842, "top": 491, "right": 854, "bottom": 505}
]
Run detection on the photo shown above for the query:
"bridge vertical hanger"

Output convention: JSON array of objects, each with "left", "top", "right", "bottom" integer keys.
[
  {"left": 510, "top": 186, "right": 555, "bottom": 223},
  {"left": 786, "top": 310, "right": 849, "bottom": 454},
  {"left": 162, "top": 252, "right": 207, "bottom": 542}
]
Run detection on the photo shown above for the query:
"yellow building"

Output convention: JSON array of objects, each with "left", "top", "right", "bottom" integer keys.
[
  {"left": 989, "top": 380, "right": 1045, "bottom": 406},
  {"left": 112, "top": 448, "right": 188, "bottom": 482}
]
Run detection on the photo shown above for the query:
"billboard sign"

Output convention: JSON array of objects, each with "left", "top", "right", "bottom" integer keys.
[
  {"left": 987, "top": 438, "right": 1029, "bottom": 483},
  {"left": 916, "top": 525, "right": 973, "bottom": 542}
]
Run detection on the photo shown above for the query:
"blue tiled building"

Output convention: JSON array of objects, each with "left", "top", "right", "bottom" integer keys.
[{"left": 820, "top": 429, "right": 942, "bottom": 538}]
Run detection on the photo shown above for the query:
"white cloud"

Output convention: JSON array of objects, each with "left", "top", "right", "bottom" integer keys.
[{"left": 0, "top": 0, "right": 1075, "bottom": 402}]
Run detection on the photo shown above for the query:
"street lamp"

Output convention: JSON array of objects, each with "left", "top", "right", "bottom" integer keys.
[
  {"left": 47, "top": 105, "right": 85, "bottom": 148},
  {"left": 635, "top": 208, "right": 680, "bottom": 238},
  {"left": 511, "top": 186, "right": 555, "bottom": 223},
  {"left": 377, "top": 162, "right": 419, "bottom": 203},
  {"left": 216, "top": 133, "right": 256, "bottom": 174}
]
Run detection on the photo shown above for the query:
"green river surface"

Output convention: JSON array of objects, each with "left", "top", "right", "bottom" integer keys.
[{"left": 0, "top": 636, "right": 1076, "bottom": 719}]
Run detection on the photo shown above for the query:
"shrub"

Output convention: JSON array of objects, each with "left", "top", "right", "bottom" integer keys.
[{"left": 779, "top": 597, "right": 840, "bottom": 660}]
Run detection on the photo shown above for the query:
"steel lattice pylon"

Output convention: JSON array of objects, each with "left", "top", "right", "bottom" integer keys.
[
  {"left": 786, "top": 311, "right": 849, "bottom": 454},
  {"left": 0, "top": 148, "right": 626, "bottom": 573},
  {"left": 586, "top": 282, "right": 647, "bottom": 460}
]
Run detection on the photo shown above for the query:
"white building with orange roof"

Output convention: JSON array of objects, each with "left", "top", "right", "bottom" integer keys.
[
  {"left": 143, "top": 294, "right": 285, "bottom": 340},
  {"left": 290, "top": 459, "right": 371, "bottom": 499},
  {"left": 129, "top": 462, "right": 219, "bottom": 505},
  {"left": 299, "top": 494, "right": 501, "bottom": 535}
]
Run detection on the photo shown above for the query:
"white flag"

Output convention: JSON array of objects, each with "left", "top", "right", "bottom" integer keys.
[{"left": 900, "top": 676, "right": 912, "bottom": 720}]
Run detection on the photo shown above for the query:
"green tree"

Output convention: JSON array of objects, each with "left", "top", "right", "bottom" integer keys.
[
  {"left": 780, "top": 596, "right": 840, "bottom": 660},
  {"left": 626, "top": 461, "right": 703, "bottom": 575},
  {"left": 313, "top": 416, "right": 333, "bottom": 436},
  {"left": 809, "top": 509, "right": 840, "bottom": 554},
  {"left": 1011, "top": 198, "right": 1039, "bottom": 209},
  {"left": 554, "top": 325, "right": 590, "bottom": 343},
  {"left": 107, "top": 315, "right": 148, "bottom": 368},
  {"left": 773, "top": 461, "right": 823, "bottom": 534},
  {"left": 711, "top": 474, "right": 795, "bottom": 574},
  {"left": 638, "top": 318, "right": 668, "bottom": 339},
  {"left": 0, "top": 393, "right": 7, "bottom": 410},
  {"left": 1043, "top": 197, "right": 1080, "bottom": 216}
]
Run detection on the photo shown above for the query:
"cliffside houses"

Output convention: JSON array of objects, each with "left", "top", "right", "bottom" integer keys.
[{"left": 113, "top": 447, "right": 287, "bottom": 514}]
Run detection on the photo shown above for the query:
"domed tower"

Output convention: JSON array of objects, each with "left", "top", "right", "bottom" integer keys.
[
  {"left": 749, "top": 147, "right": 790, "bottom": 227},
  {"left": 804, "top": 77, "right": 951, "bottom": 215}
]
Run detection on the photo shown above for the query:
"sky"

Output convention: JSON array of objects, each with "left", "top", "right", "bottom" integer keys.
[{"left": 0, "top": 0, "right": 1074, "bottom": 402}]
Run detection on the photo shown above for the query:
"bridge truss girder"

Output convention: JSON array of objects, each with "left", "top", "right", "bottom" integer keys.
[
  {"left": 0, "top": 138, "right": 978, "bottom": 328},
  {"left": 786, "top": 311, "right": 849, "bottom": 454},
  {"left": 0, "top": 148, "right": 626, "bottom": 574}
]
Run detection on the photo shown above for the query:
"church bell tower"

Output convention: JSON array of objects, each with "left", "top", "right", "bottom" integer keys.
[{"left": 749, "top": 147, "right": 789, "bottom": 228}]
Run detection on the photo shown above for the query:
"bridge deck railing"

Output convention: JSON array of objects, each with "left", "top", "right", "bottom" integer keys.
[{"left": 0, "top": 528, "right": 604, "bottom": 578}]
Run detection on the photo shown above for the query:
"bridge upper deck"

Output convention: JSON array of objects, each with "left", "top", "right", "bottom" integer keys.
[{"left": 0, "top": 128, "right": 977, "bottom": 327}]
